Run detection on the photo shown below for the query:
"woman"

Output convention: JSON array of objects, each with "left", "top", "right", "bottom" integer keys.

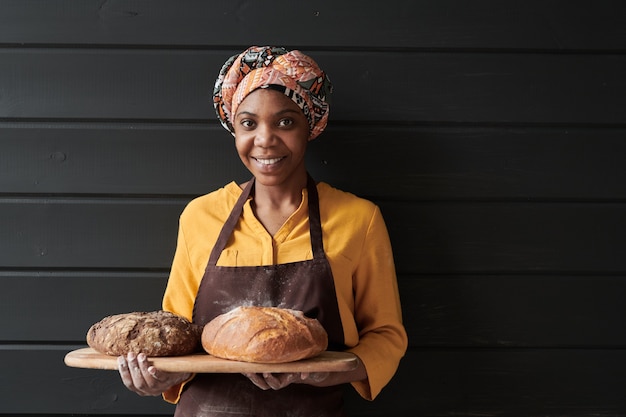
[{"left": 117, "top": 46, "right": 408, "bottom": 416}]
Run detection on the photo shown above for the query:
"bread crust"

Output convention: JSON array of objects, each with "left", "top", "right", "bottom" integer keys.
[
  {"left": 86, "top": 310, "right": 202, "bottom": 356},
  {"left": 201, "top": 306, "right": 328, "bottom": 363}
]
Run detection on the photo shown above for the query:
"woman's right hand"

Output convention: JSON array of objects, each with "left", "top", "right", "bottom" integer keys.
[{"left": 118, "top": 352, "right": 191, "bottom": 396}]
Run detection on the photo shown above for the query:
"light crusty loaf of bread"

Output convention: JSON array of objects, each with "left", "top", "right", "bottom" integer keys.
[
  {"left": 201, "top": 306, "right": 328, "bottom": 363},
  {"left": 86, "top": 310, "right": 203, "bottom": 357}
]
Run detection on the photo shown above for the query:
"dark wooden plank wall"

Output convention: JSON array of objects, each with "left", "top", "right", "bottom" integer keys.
[{"left": 1, "top": 1, "right": 625, "bottom": 416}]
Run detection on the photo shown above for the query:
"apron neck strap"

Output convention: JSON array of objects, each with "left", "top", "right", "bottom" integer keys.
[
  {"left": 207, "top": 174, "right": 325, "bottom": 266},
  {"left": 305, "top": 174, "right": 325, "bottom": 259}
]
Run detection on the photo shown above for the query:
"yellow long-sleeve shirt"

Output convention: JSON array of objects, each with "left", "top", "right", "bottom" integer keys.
[{"left": 162, "top": 181, "right": 408, "bottom": 402}]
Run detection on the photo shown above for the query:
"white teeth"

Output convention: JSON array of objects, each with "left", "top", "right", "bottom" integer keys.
[{"left": 256, "top": 157, "right": 282, "bottom": 165}]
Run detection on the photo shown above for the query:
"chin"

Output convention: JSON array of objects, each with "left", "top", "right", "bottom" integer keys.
[{"left": 253, "top": 174, "right": 287, "bottom": 186}]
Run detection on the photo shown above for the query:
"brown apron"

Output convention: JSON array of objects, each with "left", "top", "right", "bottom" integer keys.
[{"left": 174, "top": 175, "right": 347, "bottom": 417}]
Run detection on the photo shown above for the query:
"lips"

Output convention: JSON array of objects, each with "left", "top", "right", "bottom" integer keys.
[{"left": 253, "top": 157, "right": 285, "bottom": 165}]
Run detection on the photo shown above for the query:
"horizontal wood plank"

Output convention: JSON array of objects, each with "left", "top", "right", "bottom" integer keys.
[
  {"left": 0, "top": 271, "right": 167, "bottom": 342},
  {"left": 0, "top": 345, "right": 175, "bottom": 415},
  {"left": 399, "top": 275, "right": 626, "bottom": 347},
  {"left": 352, "top": 348, "right": 626, "bottom": 416},
  {"left": 0, "top": 0, "right": 624, "bottom": 50},
  {"left": 386, "top": 202, "right": 626, "bottom": 274},
  {"left": 0, "top": 197, "right": 182, "bottom": 268},
  {"left": 1, "top": 199, "right": 624, "bottom": 273},
  {"left": 1, "top": 51, "right": 625, "bottom": 124},
  {"left": 2, "top": 125, "right": 626, "bottom": 200},
  {"left": 3, "top": 272, "right": 626, "bottom": 348},
  {"left": 0, "top": 125, "right": 248, "bottom": 196},
  {"left": 2, "top": 347, "right": 624, "bottom": 416}
]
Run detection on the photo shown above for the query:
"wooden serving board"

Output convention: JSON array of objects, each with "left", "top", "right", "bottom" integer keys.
[{"left": 64, "top": 347, "right": 358, "bottom": 373}]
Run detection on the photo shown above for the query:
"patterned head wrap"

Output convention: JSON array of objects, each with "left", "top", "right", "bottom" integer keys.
[{"left": 213, "top": 46, "right": 332, "bottom": 140}]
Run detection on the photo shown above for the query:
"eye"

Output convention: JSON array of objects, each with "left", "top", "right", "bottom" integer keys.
[
  {"left": 240, "top": 119, "right": 255, "bottom": 129},
  {"left": 278, "top": 118, "right": 294, "bottom": 127}
]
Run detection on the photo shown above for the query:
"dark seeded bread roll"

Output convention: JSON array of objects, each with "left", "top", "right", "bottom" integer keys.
[
  {"left": 201, "top": 306, "right": 328, "bottom": 363},
  {"left": 86, "top": 310, "right": 202, "bottom": 357}
]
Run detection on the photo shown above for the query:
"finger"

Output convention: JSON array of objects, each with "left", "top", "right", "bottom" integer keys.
[
  {"left": 117, "top": 355, "right": 135, "bottom": 389},
  {"left": 248, "top": 373, "right": 270, "bottom": 390},
  {"left": 264, "top": 372, "right": 296, "bottom": 390},
  {"left": 119, "top": 353, "right": 149, "bottom": 395},
  {"left": 136, "top": 353, "right": 166, "bottom": 392},
  {"left": 147, "top": 365, "right": 160, "bottom": 380},
  {"left": 305, "top": 371, "right": 329, "bottom": 383},
  {"left": 126, "top": 352, "right": 150, "bottom": 395},
  {"left": 262, "top": 372, "right": 279, "bottom": 389},
  {"left": 136, "top": 353, "right": 153, "bottom": 378},
  {"left": 243, "top": 373, "right": 270, "bottom": 390},
  {"left": 136, "top": 353, "right": 159, "bottom": 385}
]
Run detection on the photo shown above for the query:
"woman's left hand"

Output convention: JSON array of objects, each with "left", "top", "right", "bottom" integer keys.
[{"left": 243, "top": 372, "right": 329, "bottom": 390}]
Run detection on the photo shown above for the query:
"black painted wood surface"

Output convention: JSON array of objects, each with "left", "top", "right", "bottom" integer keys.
[{"left": 1, "top": 1, "right": 625, "bottom": 416}]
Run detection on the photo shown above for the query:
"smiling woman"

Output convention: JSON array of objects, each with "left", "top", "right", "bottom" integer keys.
[
  {"left": 115, "top": 46, "right": 408, "bottom": 417},
  {"left": 214, "top": 46, "right": 332, "bottom": 141},
  {"left": 234, "top": 89, "right": 310, "bottom": 197}
]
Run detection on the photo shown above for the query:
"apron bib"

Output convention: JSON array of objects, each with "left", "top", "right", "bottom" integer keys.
[{"left": 175, "top": 175, "right": 347, "bottom": 417}]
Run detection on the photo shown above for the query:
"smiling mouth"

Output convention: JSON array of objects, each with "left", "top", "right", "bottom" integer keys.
[{"left": 253, "top": 157, "right": 285, "bottom": 165}]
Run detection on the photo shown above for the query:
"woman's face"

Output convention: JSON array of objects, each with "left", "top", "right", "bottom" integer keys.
[{"left": 233, "top": 88, "right": 310, "bottom": 188}]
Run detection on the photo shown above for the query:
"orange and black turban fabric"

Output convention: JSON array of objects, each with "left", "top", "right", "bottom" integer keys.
[{"left": 213, "top": 46, "right": 333, "bottom": 140}]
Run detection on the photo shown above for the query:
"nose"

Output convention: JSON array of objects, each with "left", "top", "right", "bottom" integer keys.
[{"left": 254, "top": 123, "right": 276, "bottom": 147}]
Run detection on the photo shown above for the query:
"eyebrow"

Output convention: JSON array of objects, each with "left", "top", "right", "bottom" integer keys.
[{"left": 235, "top": 108, "right": 301, "bottom": 118}]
